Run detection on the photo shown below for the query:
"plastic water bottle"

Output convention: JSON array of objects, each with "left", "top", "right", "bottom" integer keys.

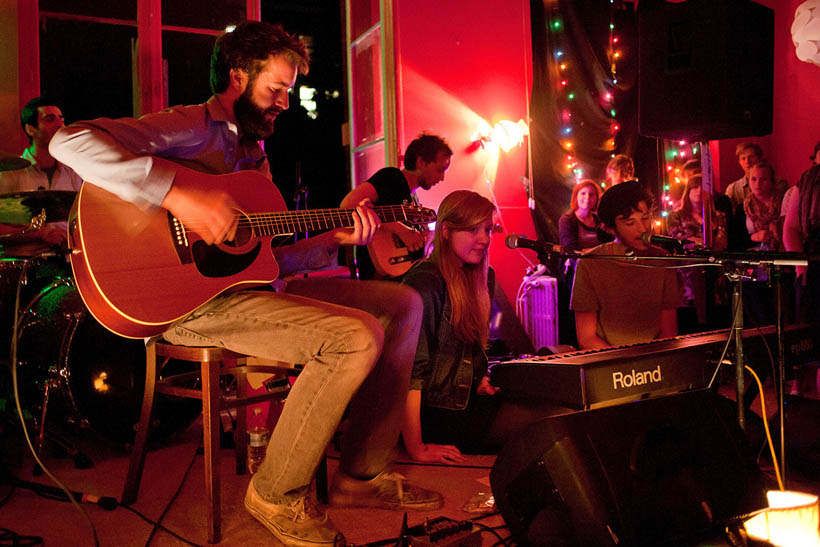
[{"left": 247, "top": 410, "right": 269, "bottom": 474}]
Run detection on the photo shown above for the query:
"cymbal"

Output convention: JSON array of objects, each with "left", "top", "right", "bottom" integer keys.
[
  {"left": 0, "top": 190, "right": 76, "bottom": 225},
  {"left": 0, "top": 155, "right": 31, "bottom": 172}
]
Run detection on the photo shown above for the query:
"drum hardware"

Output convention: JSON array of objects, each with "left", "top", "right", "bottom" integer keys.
[
  {"left": 0, "top": 155, "right": 31, "bottom": 172},
  {"left": 0, "top": 210, "right": 46, "bottom": 240},
  {"left": 0, "top": 190, "right": 76, "bottom": 225},
  {"left": 4, "top": 255, "right": 200, "bottom": 470}
]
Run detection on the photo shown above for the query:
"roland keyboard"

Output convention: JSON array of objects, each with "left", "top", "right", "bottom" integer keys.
[{"left": 489, "top": 324, "right": 818, "bottom": 410}]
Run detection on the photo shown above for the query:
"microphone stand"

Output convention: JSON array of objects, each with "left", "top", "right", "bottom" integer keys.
[{"left": 292, "top": 162, "right": 308, "bottom": 242}]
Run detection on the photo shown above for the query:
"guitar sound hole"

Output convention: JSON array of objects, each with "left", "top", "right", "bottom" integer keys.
[{"left": 223, "top": 212, "right": 253, "bottom": 248}]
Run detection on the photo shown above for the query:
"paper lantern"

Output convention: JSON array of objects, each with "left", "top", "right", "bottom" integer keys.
[{"left": 792, "top": 0, "right": 820, "bottom": 67}]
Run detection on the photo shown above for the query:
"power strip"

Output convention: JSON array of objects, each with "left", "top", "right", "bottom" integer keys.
[{"left": 406, "top": 517, "right": 481, "bottom": 547}]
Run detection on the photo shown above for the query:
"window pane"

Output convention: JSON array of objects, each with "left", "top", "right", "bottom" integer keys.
[
  {"left": 163, "top": 31, "right": 216, "bottom": 107},
  {"left": 353, "top": 141, "right": 385, "bottom": 188},
  {"left": 39, "top": 0, "right": 136, "bottom": 21},
  {"left": 162, "top": 0, "right": 245, "bottom": 30},
  {"left": 350, "top": 26, "right": 383, "bottom": 146},
  {"left": 40, "top": 18, "right": 136, "bottom": 121},
  {"left": 350, "top": 0, "right": 380, "bottom": 39}
]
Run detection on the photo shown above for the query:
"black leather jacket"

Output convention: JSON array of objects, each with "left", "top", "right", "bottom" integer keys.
[{"left": 402, "top": 260, "right": 491, "bottom": 410}]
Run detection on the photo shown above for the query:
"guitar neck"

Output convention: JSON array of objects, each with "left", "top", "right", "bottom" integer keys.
[{"left": 246, "top": 205, "right": 418, "bottom": 235}]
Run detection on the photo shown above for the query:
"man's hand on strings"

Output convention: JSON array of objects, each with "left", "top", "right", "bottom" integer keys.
[
  {"left": 333, "top": 198, "right": 381, "bottom": 246},
  {"left": 161, "top": 184, "right": 238, "bottom": 245}
]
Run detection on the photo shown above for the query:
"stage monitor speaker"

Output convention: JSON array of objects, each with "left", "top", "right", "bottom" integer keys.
[
  {"left": 490, "top": 389, "right": 766, "bottom": 546},
  {"left": 637, "top": 0, "right": 773, "bottom": 141}
]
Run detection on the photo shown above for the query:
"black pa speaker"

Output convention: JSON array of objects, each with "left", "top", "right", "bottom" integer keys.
[
  {"left": 637, "top": 0, "right": 773, "bottom": 141},
  {"left": 490, "top": 389, "right": 766, "bottom": 546}
]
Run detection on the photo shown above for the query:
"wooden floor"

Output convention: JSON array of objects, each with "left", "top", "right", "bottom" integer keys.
[
  {"left": 2, "top": 384, "right": 820, "bottom": 546},
  {"left": 0, "top": 418, "right": 504, "bottom": 547}
]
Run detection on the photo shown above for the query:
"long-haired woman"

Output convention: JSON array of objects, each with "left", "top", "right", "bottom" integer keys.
[{"left": 401, "top": 190, "right": 564, "bottom": 463}]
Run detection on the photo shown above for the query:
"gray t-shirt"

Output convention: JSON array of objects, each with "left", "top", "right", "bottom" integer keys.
[{"left": 570, "top": 241, "right": 680, "bottom": 346}]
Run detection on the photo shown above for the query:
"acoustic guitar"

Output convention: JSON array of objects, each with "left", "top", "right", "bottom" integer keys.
[
  {"left": 68, "top": 167, "right": 436, "bottom": 338},
  {"left": 367, "top": 222, "right": 431, "bottom": 278}
]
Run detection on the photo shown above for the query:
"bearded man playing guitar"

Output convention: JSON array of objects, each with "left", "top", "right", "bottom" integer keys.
[
  {"left": 51, "top": 21, "right": 441, "bottom": 547},
  {"left": 340, "top": 133, "right": 452, "bottom": 279}
]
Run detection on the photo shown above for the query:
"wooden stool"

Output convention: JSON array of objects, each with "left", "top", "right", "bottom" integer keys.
[{"left": 121, "top": 341, "right": 328, "bottom": 544}]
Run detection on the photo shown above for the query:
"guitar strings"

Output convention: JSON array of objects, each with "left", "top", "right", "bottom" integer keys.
[{"left": 174, "top": 205, "right": 434, "bottom": 233}]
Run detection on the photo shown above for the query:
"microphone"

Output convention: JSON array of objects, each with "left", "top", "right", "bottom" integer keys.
[
  {"left": 505, "top": 234, "right": 561, "bottom": 254},
  {"left": 641, "top": 232, "right": 695, "bottom": 249}
]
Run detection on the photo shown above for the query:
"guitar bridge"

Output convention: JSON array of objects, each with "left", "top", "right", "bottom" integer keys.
[{"left": 168, "top": 213, "right": 193, "bottom": 264}]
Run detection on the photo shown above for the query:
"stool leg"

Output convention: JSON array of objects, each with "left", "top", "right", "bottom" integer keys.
[
  {"left": 235, "top": 365, "right": 248, "bottom": 475},
  {"left": 316, "top": 454, "right": 329, "bottom": 505},
  {"left": 122, "top": 342, "right": 158, "bottom": 506},
  {"left": 202, "top": 359, "right": 221, "bottom": 544}
]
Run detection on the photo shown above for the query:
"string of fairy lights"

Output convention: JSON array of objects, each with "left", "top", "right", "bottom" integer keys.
[
  {"left": 549, "top": 2, "right": 622, "bottom": 188},
  {"left": 549, "top": 1, "right": 701, "bottom": 230}
]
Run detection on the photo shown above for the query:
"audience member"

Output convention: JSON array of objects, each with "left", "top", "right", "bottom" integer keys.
[
  {"left": 667, "top": 158, "right": 702, "bottom": 211},
  {"left": 667, "top": 175, "right": 727, "bottom": 332},
  {"left": 784, "top": 157, "right": 820, "bottom": 325},
  {"left": 605, "top": 154, "right": 634, "bottom": 187},
  {"left": 340, "top": 133, "right": 451, "bottom": 279},
  {"left": 558, "top": 180, "right": 604, "bottom": 254},
  {"left": 744, "top": 161, "right": 784, "bottom": 251},
  {"left": 558, "top": 179, "right": 612, "bottom": 290},
  {"left": 725, "top": 142, "right": 763, "bottom": 213},
  {"left": 400, "top": 190, "right": 566, "bottom": 463},
  {"left": 570, "top": 181, "right": 678, "bottom": 349}
]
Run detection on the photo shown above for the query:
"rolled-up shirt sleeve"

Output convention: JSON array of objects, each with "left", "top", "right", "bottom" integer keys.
[
  {"left": 50, "top": 119, "right": 183, "bottom": 208},
  {"left": 49, "top": 100, "right": 243, "bottom": 208}
]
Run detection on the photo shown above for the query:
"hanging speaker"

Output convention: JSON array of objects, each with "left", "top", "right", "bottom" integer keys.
[
  {"left": 490, "top": 389, "right": 766, "bottom": 545},
  {"left": 637, "top": 0, "right": 774, "bottom": 141}
]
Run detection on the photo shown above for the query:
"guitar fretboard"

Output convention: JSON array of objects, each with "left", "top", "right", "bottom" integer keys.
[{"left": 243, "top": 205, "right": 425, "bottom": 236}]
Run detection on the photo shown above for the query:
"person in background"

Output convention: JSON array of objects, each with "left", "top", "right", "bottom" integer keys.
[
  {"left": 604, "top": 154, "right": 634, "bottom": 188},
  {"left": 781, "top": 139, "right": 820, "bottom": 324},
  {"left": 667, "top": 174, "right": 727, "bottom": 332},
  {"left": 559, "top": 180, "right": 605, "bottom": 254},
  {"left": 570, "top": 181, "right": 678, "bottom": 349},
  {"left": 400, "top": 190, "right": 566, "bottom": 463},
  {"left": 725, "top": 142, "right": 763, "bottom": 214},
  {"left": 0, "top": 96, "right": 83, "bottom": 250},
  {"left": 558, "top": 179, "right": 612, "bottom": 288},
  {"left": 744, "top": 161, "right": 784, "bottom": 252},
  {"left": 0, "top": 96, "right": 83, "bottom": 194},
  {"left": 784, "top": 154, "right": 820, "bottom": 324},
  {"left": 340, "top": 133, "right": 451, "bottom": 279}
]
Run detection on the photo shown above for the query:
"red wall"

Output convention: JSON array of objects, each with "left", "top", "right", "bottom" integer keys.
[
  {"left": 394, "top": 0, "right": 537, "bottom": 305},
  {"left": 715, "top": 0, "right": 820, "bottom": 189}
]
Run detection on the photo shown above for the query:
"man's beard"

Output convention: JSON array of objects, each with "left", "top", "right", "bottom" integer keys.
[{"left": 234, "top": 87, "right": 280, "bottom": 140}]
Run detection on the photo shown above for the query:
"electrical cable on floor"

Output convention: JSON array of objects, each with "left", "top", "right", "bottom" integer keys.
[
  {"left": 0, "top": 528, "right": 43, "bottom": 546},
  {"left": 143, "top": 442, "right": 202, "bottom": 546},
  {"left": 9, "top": 261, "right": 99, "bottom": 547},
  {"left": 471, "top": 520, "right": 512, "bottom": 546},
  {"left": 746, "top": 364, "right": 784, "bottom": 490},
  {"left": 122, "top": 505, "right": 202, "bottom": 547}
]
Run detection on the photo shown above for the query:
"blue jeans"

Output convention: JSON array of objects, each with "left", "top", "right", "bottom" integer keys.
[{"left": 162, "top": 277, "right": 422, "bottom": 503}]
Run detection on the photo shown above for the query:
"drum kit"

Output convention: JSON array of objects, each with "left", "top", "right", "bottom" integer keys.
[{"left": 0, "top": 157, "right": 199, "bottom": 467}]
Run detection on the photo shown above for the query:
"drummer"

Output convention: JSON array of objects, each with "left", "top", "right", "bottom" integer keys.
[{"left": 0, "top": 96, "right": 82, "bottom": 252}]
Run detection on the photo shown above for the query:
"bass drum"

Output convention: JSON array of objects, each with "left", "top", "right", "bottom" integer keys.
[{"left": 15, "top": 279, "right": 201, "bottom": 444}]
